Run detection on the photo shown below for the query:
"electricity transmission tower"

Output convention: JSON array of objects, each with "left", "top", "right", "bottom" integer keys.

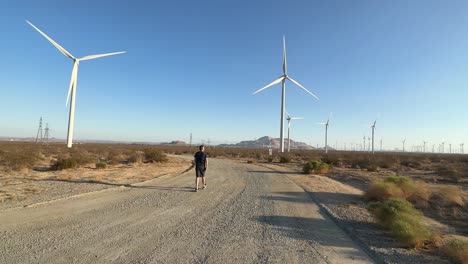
[
  {"left": 43, "top": 123, "right": 50, "bottom": 143},
  {"left": 35, "top": 117, "right": 43, "bottom": 143}
]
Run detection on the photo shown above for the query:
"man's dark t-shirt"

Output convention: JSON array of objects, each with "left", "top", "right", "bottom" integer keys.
[{"left": 194, "top": 151, "right": 207, "bottom": 168}]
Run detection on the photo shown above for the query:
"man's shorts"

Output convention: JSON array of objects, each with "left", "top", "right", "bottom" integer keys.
[{"left": 195, "top": 166, "right": 206, "bottom": 177}]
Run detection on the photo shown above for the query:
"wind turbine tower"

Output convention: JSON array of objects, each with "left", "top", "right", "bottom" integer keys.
[
  {"left": 363, "top": 135, "right": 366, "bottom": 152},
  {"left": 286, "top": 111, "right": 303, "bottom": 152},
  {"left": 317, "top": 114, "right": 330, "bottom": 153},
  {"left": 253, "top": 36, "right": 319, "bottom": 153},
  {"left": 402, "top": 139, "right": 406, "bottom": 152},
  {"left": 423, "top": 141, "right": 427, "bottom": 153},
  {"left": 371, "top": 120, "right": 376, "bottom": 154}
]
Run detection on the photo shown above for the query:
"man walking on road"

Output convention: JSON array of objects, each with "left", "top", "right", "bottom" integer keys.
[{"left": 194, "top": 145, "right": 208, "bottom": 192}]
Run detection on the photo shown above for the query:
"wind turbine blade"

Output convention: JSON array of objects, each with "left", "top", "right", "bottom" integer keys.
[
  {"left": 253, "top": 76, "right": 285, "bottom": 94},
  {"left": 283, "top": 35, "right": 287, "bottom": 75},
  {"left": 291, "top": 117, "right": 303, "bottom": 120},
  {"left": 26, "top": 20, "right": 75, "bottom": 60},
  {"left": 79, "top": 51, "right": 126, "bottom": 61},
  {"left": 316, "top": 123, "right": 326, "bottom": 125},
  {"left": 287, "top": 76, "right": 319, "bottom": 100},
  {"left": 66, "top": 63, "right": 79, "bottom": 106}
]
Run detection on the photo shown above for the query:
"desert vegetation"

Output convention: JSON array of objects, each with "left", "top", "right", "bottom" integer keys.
[{"left": 0, "top": 141, "right": 466, "bottom": 262}]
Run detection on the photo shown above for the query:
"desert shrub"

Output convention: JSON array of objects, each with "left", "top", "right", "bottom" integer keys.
[
  {"left": 53, "top": 157, "right": 79, "bottom": 170},
  {"left": 433, "top": 186, "right": 464, "bottom": 206},
  {"left": 279, "top": 155, "right": 291, "bottom": 163},
  {"left": 106, "top": 150, "right": 125, "bottom": 165},
  {"left": 247, "top": 160, "right": 254, "bottom": 164},
  {"left": 144, "top": 149, "right": 168, "bottom": 163},
  {"left": 321, "top": 155, "right": 340, "bottom": 166},
  {"left": 367, "top": 164, "right": 379, "bottom": 172},
  {"left": 0, "top": 146, "right": 43, "bottom": 171},
  {"left": 368, "top": 198, "right": 432, "bottom": 247},
  {"left": 441, "top": 238, "right": 468, "bottom": 264},
  {"left": 267, "top": 157, "right": 273, "bottom": 163},
  {"left": 352, "top": 158, "right": 371, "bottom": 169},
  {"left": 95, "top": 162, "right": 107, "bottom": 169},
  {"left": 437, "top": 166, "right": 463, "bottom": 182},
  {"left": 128, "top": 151, "right": 144, "bottom": 163},
  {"left": 366, "top": 180, "right": 404, "bottom": 201},
  {"left": 366, "top": 176, "right": 431, "bottom": 206},
  {"left": 303, "top": 161, "right": 331, "bottom": 174}
]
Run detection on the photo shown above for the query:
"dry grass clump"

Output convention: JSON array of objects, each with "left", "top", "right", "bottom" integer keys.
[
  {"left": 303, "top": 161, "right": 331, "bottom": 174},
  {"left": 441, "top": 238, "right": 468, "bottom": 264},
  {"left": 127, "top": 151, "right": 144, "bottom": 163},
  {"left": 0, "top": 148, "right": 42, "bottom": 171},
  {"left": 366, "top": 176, "right": 431, "bottom": 207},
  {"left": 436, "top": 165, "right": 464, "bottom": 182},
  {"left": 433, "top": 186, "right": 465, "bottom": 207},
  {"left": 368, "top": 198, "right": 433, "bottom": 248},
  {"left": 144, "top": 149, "right": 168, "bottom": 163}
]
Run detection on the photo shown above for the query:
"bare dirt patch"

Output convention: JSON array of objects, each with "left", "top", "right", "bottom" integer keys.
[{"left": 0, "top": 156, "right": 191, "bottom": 209}]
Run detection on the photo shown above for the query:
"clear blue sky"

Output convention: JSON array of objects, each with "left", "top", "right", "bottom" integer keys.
[{"left": 1, "top": 0, "right": 467, "bottom": 151}]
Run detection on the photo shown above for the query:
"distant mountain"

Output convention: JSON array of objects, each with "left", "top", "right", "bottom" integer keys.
[
  {"left": 162, "top": 140, "right": 188, "bottom": 146},
  {"left": 218, "top": 136, "right": 315, "bottom": 150}
]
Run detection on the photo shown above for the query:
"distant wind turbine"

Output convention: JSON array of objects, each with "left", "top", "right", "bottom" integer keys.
[
  {"left": 317, "top": 113, "right": 332, "bottom": 153},
  {"left": 286, "top": 111, "right": 303, "bottom": 152},
  {"left": 402, "top": 139, "right": 406, "bottom": 152},
  {"left": 27, "top": 20, "right": 126, "bottom": 148},
  {"left": 253, "top": 36, "right": 319, "bottom": 153},
  {"left": 363, "top": 135, "right": 366, "bottom": 152},
  {"left": 370, "top": 120, "right": 376, "bottom": 154},
  {"left": 423, "top": 141, "right": 428, "bottom": 153}
]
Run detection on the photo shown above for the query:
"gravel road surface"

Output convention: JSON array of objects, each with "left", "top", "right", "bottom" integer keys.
[{"left": 0, "top": 158, "right": 374, "bottom": 264}]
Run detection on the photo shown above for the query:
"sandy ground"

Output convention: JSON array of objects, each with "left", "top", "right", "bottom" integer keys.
[
  {"left": 0, "top": 156, "right": 192, "bottom": 209},
  {"left": 0, "top": 157, "right": 374, "bottom": 264},
  {"left": 256, "top": 163, "right": 451, "bottom": 263}
]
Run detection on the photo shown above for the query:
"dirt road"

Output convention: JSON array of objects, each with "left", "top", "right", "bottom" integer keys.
[{"left": 0, "top": 158, "right": 374, "bottom": 264}]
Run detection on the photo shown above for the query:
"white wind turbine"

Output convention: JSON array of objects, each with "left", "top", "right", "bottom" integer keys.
[
  {"left": 370, "top": 120, "right": 376, "bottom": 154},
  {"left": 253, "top": 36, "right": 319, "bottom": 152},
  {"left": 402, "top": 138, "right": 406, "bottom": 152},
  {"left": 286, "top": 111, "right": 303, "bottom": 152},
  {"left": 317, "top": 113, "right": 332, "bottom": 153},
  {"left": 27, "top": 20, "right": 126, "bottom": 148}
]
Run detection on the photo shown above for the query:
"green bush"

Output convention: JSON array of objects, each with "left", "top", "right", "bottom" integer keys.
[
  {"left": 279, "top": 155, "right": 291, "bottom": 163},
  {"left": 144, "top": 149, "right": 168, "bottom": 163},
  {"left": 53, "top": 157, "right": 79, "bottom": 170},
  {"left": 368, "top": 198, "right": 432, "bottom": 247},
  {"left": 95, "top": 161, "right": 107, "bottom": 169},
  {"left": 303, "top": 160, "right": 331, "bottom": 174},
  {"left": 267, "top": 157, "right": 273, "bottom": 163}
]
